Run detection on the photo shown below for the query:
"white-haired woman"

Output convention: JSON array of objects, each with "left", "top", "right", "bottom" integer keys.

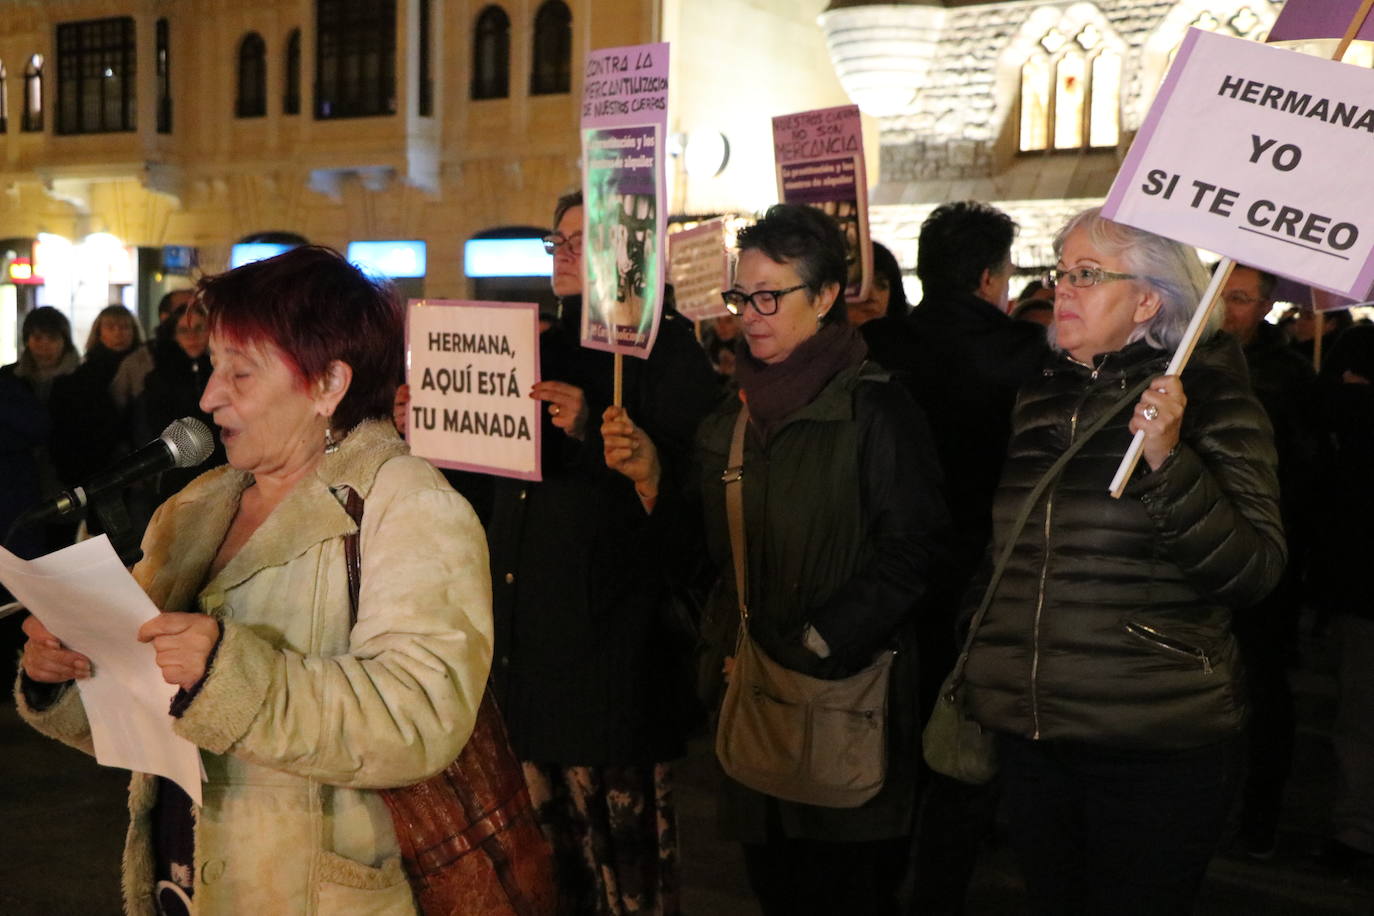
[{"left": 960, "top": 208, "right": 1285, "bottom": 913}]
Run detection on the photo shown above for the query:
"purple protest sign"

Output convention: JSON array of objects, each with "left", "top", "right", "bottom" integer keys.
[
  {"left": 1268, "top": 0, "right": 1374, "bottom": 42},
  {"left": 580, "top": 43, "right": 670, "bottom": 358},
  {"left": 773, "top": 105, "right": 871, "bottom": 302}
]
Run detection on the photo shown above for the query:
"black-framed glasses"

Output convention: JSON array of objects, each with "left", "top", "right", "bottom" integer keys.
[
  {"left": 1043, "top": 267, "right": 1138, "bottom": 289},
  {"left": 721, "top": 283, "right": 810, "bottom": 316},
  {"left": 542, "top": 232, "right": 583, "bottom": 256}
]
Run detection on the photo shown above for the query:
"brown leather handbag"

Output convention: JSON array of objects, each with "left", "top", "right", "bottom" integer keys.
[{"left": 342, "top": 487, "right": 558, "bottom": 916}]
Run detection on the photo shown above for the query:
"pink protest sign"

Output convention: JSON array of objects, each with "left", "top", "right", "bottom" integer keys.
[
  {"left": 1104, "top": 28, "right": 1374, "bottom": 300},
  {"left": 580, "top": 43, "right": 670, "bottom": 358},
  {"left": 1268, "top": 0, "right": 1374, "bottom": 42},
  {"left": 772, "top": 105, "right": 871, "bottom": 302},
  {"left": 405, "top": 300, "right": 542, "bottom": 481},
  {"left": 669, "top": 220, "right": 730, "bottom": 322}
]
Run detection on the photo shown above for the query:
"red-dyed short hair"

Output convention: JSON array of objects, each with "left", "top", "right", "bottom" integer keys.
[{"left": 198, "top": 246, "right": 403, "bottom": 432}]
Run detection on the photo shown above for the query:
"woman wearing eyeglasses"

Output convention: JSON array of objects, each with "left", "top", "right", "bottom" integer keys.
[
  {"left": 960, "top": 207, "right": 1284, "bottom": 913},
  {"left": 603, "top": 203, "right": 945, "bottom": 914}
]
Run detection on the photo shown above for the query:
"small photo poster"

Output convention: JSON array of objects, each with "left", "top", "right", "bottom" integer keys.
[{"left": 580, "top": 42, "right": 671, "bottom": 357}]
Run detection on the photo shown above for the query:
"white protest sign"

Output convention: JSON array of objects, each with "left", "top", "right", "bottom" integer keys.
[
  {"left": 1104, "top": 28, "right": 1374, "bottom": 299},
  {"left": 406, "top": 300, "right": 541, "bottom": 481},
  {"left": 669, "top": 220, "right": 730, "bottom": 322}
]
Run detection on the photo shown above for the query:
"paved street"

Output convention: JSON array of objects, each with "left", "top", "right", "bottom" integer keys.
[{"left": 3, "top": 618, "right": 1372, "bottom": 914}]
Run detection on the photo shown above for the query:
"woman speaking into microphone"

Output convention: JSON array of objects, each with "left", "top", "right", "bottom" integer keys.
[{"left": 18, "top": 246, "right": 492, "bottom": 915}]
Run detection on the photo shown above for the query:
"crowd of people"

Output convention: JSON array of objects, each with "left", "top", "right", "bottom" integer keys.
[{"left": 4, "top": 192, "right": 1371, "bottom": 916}]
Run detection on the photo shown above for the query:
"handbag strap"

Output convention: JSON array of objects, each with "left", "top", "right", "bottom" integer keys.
[
  {"left": 722, "top": 404, "right": 750, "bottom": 625},
  {"left": 342, "top": 487, "right": 365, "bottom": 624},
  {"left": 947, "top": 375, "right": 1154, "bottom": 690}
]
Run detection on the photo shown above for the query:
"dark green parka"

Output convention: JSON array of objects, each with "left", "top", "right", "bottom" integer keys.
[
  {"left": 696, "top": 362, "right": 947, "bottom": 842},
  {"left": 964, "top": 336, "right": 1285, "bottom": 749}
]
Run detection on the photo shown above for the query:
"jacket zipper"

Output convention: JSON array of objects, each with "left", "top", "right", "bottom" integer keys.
[
  {"left": 1030, "top": 382, "right": 1088, "bottom": 739},
  {"left": 1124, "top": 621, "right": 1214, "bottom": 674}
]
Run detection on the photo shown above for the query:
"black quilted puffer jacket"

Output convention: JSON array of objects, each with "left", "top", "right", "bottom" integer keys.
[{"left": 963, "top": 334, "right": 1285, "bottom": 750}]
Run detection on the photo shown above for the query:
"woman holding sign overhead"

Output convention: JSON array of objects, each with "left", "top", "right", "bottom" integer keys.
[
  {"left": 959, "top": 207, "right": 1284, "bottom": 913},
  {"left": 486, "top": 190, "right": 719, "bottom": 915},
  {"left": 605, "top": 203, "right": 946, "bottom": 915}
]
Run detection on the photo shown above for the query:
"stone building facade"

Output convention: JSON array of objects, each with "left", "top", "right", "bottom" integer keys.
[{"left": 820, "top": 0, "right": 1287, "bottom": 279}]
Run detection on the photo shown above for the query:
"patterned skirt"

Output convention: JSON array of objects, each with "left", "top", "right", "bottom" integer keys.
[{"left": 522, "top": 761, "right": 679, "bottom": 916}]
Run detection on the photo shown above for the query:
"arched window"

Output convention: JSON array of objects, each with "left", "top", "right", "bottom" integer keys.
[
  {"left": 472, "top": 6, "right": 510, "bottom": 100},
  {"left": 284, "top": 29, "right": 301, "bottom": 114},
  {"left": 156, "top": 18, "right": 171, "bottom": 133},
  {"left": 417, "top": 0, "right": 432, "bottom": 116},
  {"left": 316, "top": 0, "right": 397, "bottom": 119},
  {"left": 530, "top": 1, "right": 571, "bottom": 96},
  {"left": 23, "top": 53, "right": 43, "bottom": 133},
  {"left": 1018, "top": 25, "right": 1120, "bottom": 152},
  {"left": 237, "top": 33, "right": 267, "bottom": 118},
  {"left": 0, "top": 62, "right": 8, "bottom": 133}
]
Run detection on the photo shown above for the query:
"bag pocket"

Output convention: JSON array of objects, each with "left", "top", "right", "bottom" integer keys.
[
  {"left": 808, "top": 702, "right": 885, "bottom": 794},
  {"left": 732, "top": 681, "right": 807, "bottom": 778}
]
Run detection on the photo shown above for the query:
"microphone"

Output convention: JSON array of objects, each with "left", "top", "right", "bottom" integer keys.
[{"left": 21, "top": 418, "right": 215, "bottom": 525}]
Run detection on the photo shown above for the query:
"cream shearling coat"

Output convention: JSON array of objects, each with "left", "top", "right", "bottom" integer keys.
[{"left": 17, "top": 419, "right": 494, "bottom": 914}]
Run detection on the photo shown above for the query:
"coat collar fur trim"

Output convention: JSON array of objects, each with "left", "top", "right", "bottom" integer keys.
[{"left": 141, "top": 418, "right": 409, "bottom": 611}]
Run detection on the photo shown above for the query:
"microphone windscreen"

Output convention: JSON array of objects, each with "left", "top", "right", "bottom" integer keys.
[{"left": 162, "top": 417, "right": 215, "bottom": 468}]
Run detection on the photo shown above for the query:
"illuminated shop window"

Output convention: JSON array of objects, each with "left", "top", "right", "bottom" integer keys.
[
  {"left": 530, "top": 1, "right": 571, "bottom": 96},
  {"left": 1019, "top": 25, "right": 1121, "bottom": 152},
  {"left": 472, "top": 5, "right": 510, "bottom": 100},
  {"left": 236, "top": 33, "right": 266, "bottom": 118}
]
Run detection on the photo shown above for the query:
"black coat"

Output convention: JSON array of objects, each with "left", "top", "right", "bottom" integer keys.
[
  {"left": 48, "top": 345, "right": 134, "bottom": 488},
  {"left": 964, "top": 337, "right": 1285, "bottom": 749},
  {"left": 1310, "top": 326, "right": 1374, "bottom": 621},
  {"left": 695, "top": 362, "right": 947, "bottom": 842},
  {"left": 486, "top": 298, "right": 721, "bottom": 765},
  {"left": 863, "top": 293, "right": 1049, "bottom": 592},
  {"left": 0, "top": 368, "right": 49, "bottom": 561},
  {"left": 136, "top": 339, "right": 225, "bottom": 500}
]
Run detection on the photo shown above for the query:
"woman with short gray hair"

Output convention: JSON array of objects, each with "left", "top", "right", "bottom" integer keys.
[
  {"left": 960, "top": 207, "right": 1284, "bottom": 912},
  {"left": 1047, "top": 206, "right": 1216, "bottom": 355}
]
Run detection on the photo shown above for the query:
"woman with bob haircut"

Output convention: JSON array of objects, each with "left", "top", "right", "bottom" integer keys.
[
  {"left": 606, "top": 203, "right": 946, "bottom": 913},
  {"left": 18, "top": 245, "right": 493, "bottom": 915},
  {"left": 960, "top": 207, "right": 1285, "bottom": 913}
]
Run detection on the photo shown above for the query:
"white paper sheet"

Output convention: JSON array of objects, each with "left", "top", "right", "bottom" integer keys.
[{"left": 0, "top": 536, "right": 203, "bottom": 804}]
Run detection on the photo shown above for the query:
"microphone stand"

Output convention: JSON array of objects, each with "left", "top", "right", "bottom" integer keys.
[
  {"left": 88, "top": 491, "right": 144, "bottom": 566},
  {"left": 3, "top": 490, "right": 144, "bottom": 568}
]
